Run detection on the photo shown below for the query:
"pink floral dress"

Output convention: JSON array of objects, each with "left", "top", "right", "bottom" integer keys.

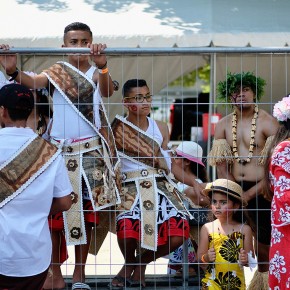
[{"left": 269, "top": 140, "right": 290, "bottom": 289}]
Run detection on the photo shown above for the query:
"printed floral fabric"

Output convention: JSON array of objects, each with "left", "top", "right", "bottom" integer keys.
[
  {"left": 168, "top": 237, "right": 197, "bottom": 274},
  {"left": 116, "top": 186, "right": 189, "bottom": 246},
  {"left": 269, "top": 140, "right": 290, "bottom": 289},
  {"left": 201, "top": 232, "right": 245, "bottom": 290}
]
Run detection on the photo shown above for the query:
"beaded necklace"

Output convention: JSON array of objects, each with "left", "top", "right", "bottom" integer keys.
[{"left": 232, "top": 105, "right": 258, "bottom": 165}]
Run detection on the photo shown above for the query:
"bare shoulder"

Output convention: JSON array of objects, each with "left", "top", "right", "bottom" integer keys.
[
  {"left": 241, "top": 224, "right": 253, "bottom": 235},
  {"left": 259, "top": 108, "right": 276, "bottom": 121},
  {"left": 214, "top": 113, "right": 233, "bottom": 138},
  {"left": 259, "top": 108, "right": 280, "bottom": 135},
  {"left": 218, "top": 113, "right": 233, "bottom": 124},
  {"left": 202, "top": 222, "right": 213, "bottom": 232},
  {"left": 259, "top": 108, "right": 275, "bottom": 119}
]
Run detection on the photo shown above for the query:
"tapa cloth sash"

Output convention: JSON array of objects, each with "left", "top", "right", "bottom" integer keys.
[
  {"left": 111, "top": 115, "right": 169, "bottom": 173},
  {"left": 0, "top": 136, "right": 60, "bottom": 208},
  {"left": 112, "top": 115, "right": 191, "bottom": 251},
  {"left": 43, "top": 62, "right": 121, "bottom": 245}
]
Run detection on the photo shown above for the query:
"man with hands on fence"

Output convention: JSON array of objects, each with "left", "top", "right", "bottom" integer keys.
[{"left": 0, "top": 22, "right": 120, "bottom": 290}]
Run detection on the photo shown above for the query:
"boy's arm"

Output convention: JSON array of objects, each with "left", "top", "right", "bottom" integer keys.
[
  {"left": 212, "top": 118, "right": 236, "bottom": 180},
  {"left": 156, "top": 120, "right": 170, "bottom": 150},
  {"left": 243, "top": 179, "right": 264, "bottom": 203},
  {"left": 90, "top": 43, "right": 114, "bottom": 98},
  {"left": 49, "top": 194, "right": 72, "bottom": 216},
  {"left": 155, "top": 119, "right": 206, "bottom": 196},
  {"left": 0, "top": 44, "right": 48, "bottom": 88}
]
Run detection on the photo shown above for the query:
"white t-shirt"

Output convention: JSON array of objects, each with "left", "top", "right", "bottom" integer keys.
[
  {"left": 0, "top": 127, "right": 72, "bottom": 277},
  {"left": 49, "top": 66, "right": 100, "bottom": 142},
  {"left": 0, "top": 71, "right": 9, "bottom": 89}
]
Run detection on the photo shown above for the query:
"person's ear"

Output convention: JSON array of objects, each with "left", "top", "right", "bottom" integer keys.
[
  {"left": 123, "top": 98, "right": 129, "bottom": 109},
  {"left": 0, "top": 106, "right": 4, "bottom": 118},
  {"left": 0, "top": 106, "right": 8, "bottom": 120}
]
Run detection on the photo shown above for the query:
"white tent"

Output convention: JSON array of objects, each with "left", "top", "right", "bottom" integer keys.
[
  {"left": 1, "top": 0, "right": 290, "bottom": 117},
  {"left": 2, "top": 0, "right": 290, "bottom": 47}
]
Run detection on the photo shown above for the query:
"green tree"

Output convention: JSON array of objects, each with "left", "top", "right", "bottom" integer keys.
[{"left": 170, "top": 63, "right": 210, "bottom": 93}]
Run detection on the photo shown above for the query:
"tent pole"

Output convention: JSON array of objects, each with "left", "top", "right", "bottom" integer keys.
[{"left": 207, "top": 53, "right": 216, "bottom": 180}]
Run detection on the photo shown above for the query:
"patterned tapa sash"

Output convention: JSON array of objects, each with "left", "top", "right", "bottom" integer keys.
[
  {"left": 43, "top": 62, "right": 120, "bottom": 245},
  {"left": 112, "top": 115, "right": 191, "bottom": 251},
  {"left": 0, "top": 136, "right": 60, "bottom": 208}
]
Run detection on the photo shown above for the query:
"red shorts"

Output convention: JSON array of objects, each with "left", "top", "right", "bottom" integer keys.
[
  {"left": 48, "top": 199, "right": 100, "bottom": 231},
  {"left": 117, "top": 216, "right": 190, "bottom": 246},
  {"left": 48, "top": 199, "right": 99, "bottom": 264}
]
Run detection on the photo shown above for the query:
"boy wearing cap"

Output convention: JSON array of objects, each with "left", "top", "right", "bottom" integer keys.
[
  {"left": 0, "top": 84, "right": 72, "bottom": 289},
  {"left": 207, "top": 71, "right": 279, "bottom": 288},
  {"left": 0, "top": 23, "right": 120, "bottom": 289},
  {"left": 110, "top": 79, "right": 205, "bottom": 288}
]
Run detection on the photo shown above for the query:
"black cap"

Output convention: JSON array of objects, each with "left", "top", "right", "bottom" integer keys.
[{"left": 0, "top": 84, "right": 34, "bottom": 111}]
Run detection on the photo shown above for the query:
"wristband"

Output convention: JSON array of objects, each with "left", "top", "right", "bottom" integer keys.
[
  {"left": 98, "top": 67, "right": 108, "bottom": 74},
  {"left": 201, "top": 254, "right": 207, "bottom": 263},
  {"left": 7, "top": 68, "right": 19, "bottom": 81},
  {"left": 98, "top": 61, "right": 107, "bottom": 69}
]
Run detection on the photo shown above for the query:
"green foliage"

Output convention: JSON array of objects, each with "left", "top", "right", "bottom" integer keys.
[{"left": 169, "top": 64, "right": 210, "bottom": 93}]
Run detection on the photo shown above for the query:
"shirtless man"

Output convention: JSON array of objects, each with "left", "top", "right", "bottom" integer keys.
[{"left": 208, "top": 71, "right": 279, "bottom": 289}]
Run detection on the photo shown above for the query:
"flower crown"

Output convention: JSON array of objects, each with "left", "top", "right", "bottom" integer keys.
[{"left": 273, "top": 95, "right": 290, "bottom": 122}]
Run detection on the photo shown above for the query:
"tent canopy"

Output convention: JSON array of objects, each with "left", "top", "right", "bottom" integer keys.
[{"left": 2, "top": 0, "right": 290, "bottom": 47}]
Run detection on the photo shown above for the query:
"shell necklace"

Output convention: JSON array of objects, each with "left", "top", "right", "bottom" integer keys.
[{"left": 232, "top": 105, "right": 258, "bottom": 165}]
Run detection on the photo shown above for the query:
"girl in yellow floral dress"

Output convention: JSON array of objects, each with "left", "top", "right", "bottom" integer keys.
[{"left": 197, "top": 179, "right": 255, "bottom": 290}]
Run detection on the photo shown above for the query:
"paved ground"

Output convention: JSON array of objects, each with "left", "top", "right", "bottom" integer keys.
[{"left": 61, "top": 232, "right": 256, "bottom": 289}]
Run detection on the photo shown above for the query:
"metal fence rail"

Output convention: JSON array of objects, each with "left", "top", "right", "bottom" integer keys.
[{"left": 0, "top": 47, "right": 287, "bottom": 289}]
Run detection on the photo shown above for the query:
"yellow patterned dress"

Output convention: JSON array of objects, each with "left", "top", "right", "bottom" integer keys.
[{"left": 201, "top": 231, "right": 245, "bottom": 290}]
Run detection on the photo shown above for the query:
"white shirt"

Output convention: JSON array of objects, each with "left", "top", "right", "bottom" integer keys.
[
  {"left": 0, "top": 127, "right": 72, "bottom": 277},
  {"left": 0, "top": 71, "right": 9, "bottom": 89},
  {"left": 49, "top": 66, "right": 100, "bottom": 142}
]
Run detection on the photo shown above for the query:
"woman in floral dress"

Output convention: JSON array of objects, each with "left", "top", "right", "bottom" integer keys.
[{"left": 265, "top": 95, "right": 290, "bottom": 289}]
